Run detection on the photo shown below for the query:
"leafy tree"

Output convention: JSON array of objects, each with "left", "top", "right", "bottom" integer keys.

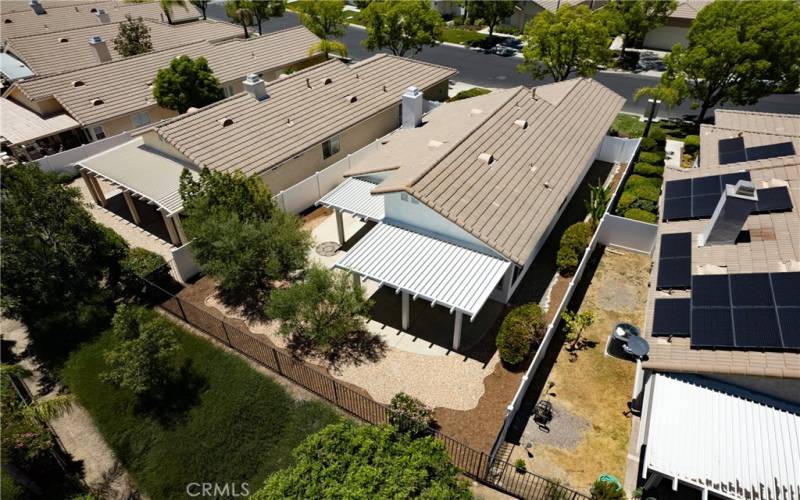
[
  {"left": 190, "top": 0, "right": 208, "bottom": 20},
  {"left": 247, "top": 0, "right": 285, "bottom": 36},
  {"left": 251, "top": 422, "right": 472, "bottom": 499},
  {"left": 585, "top": 181, "right": 609, "bottom": 229},
  {"left": 361, "top": 0, "right": 443, "bottom": 57},
  {"left": 119, "top": 247, "right": 170, "bottom": 301},
  {"left": 518, "top": 5, "right": 612, "bottom": 81},
  {"left": 353, "top": 0, "right": 372, "bottom": 8},
  {"left": 604, "top": 0, "right": 676, "bottom": 60},
  {"left": 101, "top": 305, "right": 179, "bottom": 396},
  {"left": 296, "top": 0, "right": 348, "bottom": 40},
  {"left": 0, "top": 164, "right": 126, "bottom": 341},
  {"left": 225, "top": 0, "right": 253, "bottom": 38},
  {"left": 179, "top": 168, "right": 310, "bottom": 315},
  {"left": 309, "top": 38, "right": 348, "bottom": 60},
  {"left": 268, "top": 265, "right": 381, "bottom": 366},
  {"left": 591, "top": 479, "right": 626, "bottom": 500},
  {"left": 388, "top": 392, "right": 434, "bottom": 436},
  {"left": 113, "top": 14, "right": 152, "bottom": 57},
  {"left": 496, "top": 304, "right": 546, "bottom": 365},
  {"left": 463, "top": 0, "right": 515, "bottom": 42},
  {"left": 635, "top": 0, "right": 800, "bottom": 125},
  {"left": 153, "top": 55, "right": 223, "bottom": 113},
  {"left": 561, "top": 309, "right": 594, "bottom": 351},
  {"left": 158, "top": 0, "right": 188, "bottom": 24}
]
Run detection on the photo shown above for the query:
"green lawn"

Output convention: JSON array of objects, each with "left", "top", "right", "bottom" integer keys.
[
  {"left": 62, "top": 311, "right": 340, "bottom": 499},
  {"left": 441, "top": 28, "right": 487, "bottom": 45},
  {"left": 610, "top": 113, "right": 645, "bottom": 138}
]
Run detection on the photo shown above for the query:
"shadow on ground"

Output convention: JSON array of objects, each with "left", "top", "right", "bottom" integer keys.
[{"left": 103, "top": 192, "right": 172, "bottom": 244}]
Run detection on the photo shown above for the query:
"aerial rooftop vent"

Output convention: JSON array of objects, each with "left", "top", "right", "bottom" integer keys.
[
  {"left": 243, "top": 73, "right": 268, "bottom": 101},
  {"left": 469, "top": 108, "right": 483, "bottom": 116},
  {"left": 700, "top": 179, "right": 758, "bottom": 246},
  {"left": 90, "top": 7, "right": 98, "bottom": 13},
  {"left": 345, "top": 95, "right": 357, "bottom": 103},
  {"left": 186, "top": 107, "right": 199, "bottom": 114},
  {"left": 514, "top": 119, "right": 528, "bottom": 129},
  {"left": 91, "top": 98, "right": 104, "bottom": 106},
  {"left": 427, "top": 140, "right": 443, "bottom": 148},
  {"left": 219, "top": 117, "right": 234, "bottom": 127},
  {"left": 71, "top": 80, "right": 84, "bottom": 87},
  {"left": 478, "top": 153, "right": 494, "bottom": 165},
  {"left": 95, "top": 8, "right": 110, "bottom": 24},
  {"left": 58, "top": 37, "right": 69, "bottom": 43},
  {"left": 29, "top": 0, "right": 46, "bottom": 15},
  {"left": 322, "top": 77, "right": 332, "bottom": 85},
  {"left": 4, "top": 19, "right": 12, "bottom": 23},
  {"left": 89, "top": 35, "right": 112, "bottom": 64}
]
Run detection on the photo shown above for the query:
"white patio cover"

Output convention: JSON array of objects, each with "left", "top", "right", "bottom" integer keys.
[
  {"left": 317, "top": 177, "right": 385, "bottom": 221},
  {"left": 79, "top": 137, "right": 197, "bottom": 216},
  {"left": 644, "top": 373, "right": 800, "bottom": 499},
  {"left": 336, "top": 223, "right": 510, "bottom": 318}
]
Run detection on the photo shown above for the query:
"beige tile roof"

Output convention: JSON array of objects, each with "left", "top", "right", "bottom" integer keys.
[
  {"left": 1, "top": 1, "right": 200, "bottom": 41},
  {"left": 642, "top": 110, "right": 800, "bottom": 379},
  {"left": 374, "top": 78, "right": 623, "bottom": 265},
  {"left": 152, "top": 54, "right": 457, "bottom": 177},
  {"left": 10, "top": 26, "right": 321, "bottom": 126},
  {"left": 0, "top": 96, "right": 79, "bottom": 144},
  {"left": 669, "top": 0, "right": 713, "bottom": 20},
  {"left": 6, "top": 19, "right": 241, "bottom": 76}
]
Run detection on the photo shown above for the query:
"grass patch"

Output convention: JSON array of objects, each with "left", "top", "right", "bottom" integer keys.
[
  {"left": 610, "top": 113, "right": 645, "bottom": 138},
  {"left": 62, "top": 310, "right": 340, "bottom": 499},
  {"left": 441, "top": 28, "right": 487, "bottom": 45},
  {"left": 448, "top": 87, "right": 491, "bottom": 102},
  {"left": 343, "top": 10, "right": 362, "bottom": 24}
]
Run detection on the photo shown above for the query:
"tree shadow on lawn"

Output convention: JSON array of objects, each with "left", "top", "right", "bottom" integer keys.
[
  {"left": 286, "top": 329, "right": 388, "bottom": 372},
  {"left": 134, "top": 361, "right": 208, "bottom": 428}
]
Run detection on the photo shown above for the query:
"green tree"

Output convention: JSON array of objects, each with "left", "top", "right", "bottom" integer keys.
[
  {"left": 296, "top": 0, "right": 347, "bottom": 40},
  {"left": 518, "top": 5, "right": 612, "bottom": 81},
  {"left": 247, "top": 0, "right": 285, "bottom": 36},
  {"left": 158, "top": 0, "right": 188, "bottom": 24},
  {"left": 179, "top": 168, "right": 310, "bottom": 315},
  {"left": 561, "top": 309, "right": 594, "bottom": 351},
  {"left": 585, "top": 181, "right": 609, "bottom": 229},
  {"left": 309, "top": 38, "right": 348, "bottom": 60},
  {"left": 635, "top": 0, "right": 800, "bottom": 125},
  {"left": 190, "top": 0, "right": 208, "bottom": 20},
  {"left": 267, "top": 265, "right": 380, "bottom": 366},
  {"left": 361, "top": 0, "right": 443, "bottom": 57},
  {"left": 113, "top": 14, "right": 152, "bottom": 57},
  {"left": 604, "top": 0, "right": 676, "bottom": 60},
  {"left": 101, "top": 306, "right": 179, "bottom": 396},
  {"left": 0, "top": 164, "right": 126, "bottom": 343},
  {"left": 388, "top": 392, "right": 434, "bottom": 436},
  {"left": 252, "top": 422, "right": 472, "bottom": 499},
  {"left": 225, "top": 0, "right": 253, "bottom": 38},
  {"left": 463, "top": 0, "right": 515, "bottom": 42},
  {"left": 496, "top": 304, "right": 546, "bottom": 365},
  {"left": 153, "top": 55, "right": 223, "bottom": 113}
]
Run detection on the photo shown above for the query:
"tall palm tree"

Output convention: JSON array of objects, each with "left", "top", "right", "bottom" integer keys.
[
  {"left": 1, "top": 365, "right": 74, "bottom": 424},
  {"left": 309, "top": 39, "right": 348, "bottom": 60},
  {"left": 224, "top": 0, "right": 253, "bottom": 38},
  {"left": 159, "top": 0, "right": 189, "bottom": 25}
]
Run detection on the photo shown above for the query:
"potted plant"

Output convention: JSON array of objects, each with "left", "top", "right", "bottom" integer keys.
[{"left": 513, "top": 458, "right": 527, "bottom": 473}]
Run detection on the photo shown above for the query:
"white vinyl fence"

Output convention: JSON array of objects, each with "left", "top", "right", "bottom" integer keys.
[
  {"left": 170, "top": 243, "right": 201, "bottom": 283},
  {"left": 596, "top": 214, "right": 658, "bottom": 254},
  {"left": 35, "top": 132, "right": 132, "bottom": 174},
  {"left": 598, "top": 135, "right": 640, "bottom": 167}
]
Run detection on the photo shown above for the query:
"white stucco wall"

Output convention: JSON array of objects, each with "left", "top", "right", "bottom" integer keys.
[{"left": 643, "top": 26, "right": 689, "bottom": 51}]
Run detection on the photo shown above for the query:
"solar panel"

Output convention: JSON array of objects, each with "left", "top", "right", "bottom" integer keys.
[
  {"left": 693, "top": 175, "right": 723, "bottom": 196},
  {"left": 745, "top": 142, "right": 795, "bottom": 161},
  {"left": 691, "top": 308, "right": 734, "bottom": 347},
  {"left": 771, "top": 272, "right": 800, "bottom": 307},
  {"left": 665, "top": 179, "right": 692, "bottom": 199},
  {"left": 663, "top": 197, "right": 692, "bottom": 221},
  {"left": 730, "top": 273, "right": 773, "bottom": 307},
  {"left": 719, "top": 151, "right": 748, "bottom": 165},
  {"left": 755, "top": 186, "right": 793, "bottom": 213},
  {"left": 652, "top": 299, "right": 691, "bottom": 337},
  {"left": 662, "top": 173, "right": 755, "bottom": 221},
  {"left": 692, "top": 194, "right": 721, "bottom": 218},
  {"left": 657, "top": 257, "right": 691, "bottom": 290},
  {"left": 660, "top": 233, "right": 692, "bottom": 259},
  {"left": 692, "top": 275, "right": 730, "bottom": 307},
  {"left": 778, "top": 308, "right": 800, "bottom": 348},
  {"left": 719, "top": 137, "right": 745, "bottom": 154},
  {"left": 720, "top": 171, "right": 751, "bottom": 188},
  {"left": 732, "top": 308, "right": 783, "bottom": 348}
]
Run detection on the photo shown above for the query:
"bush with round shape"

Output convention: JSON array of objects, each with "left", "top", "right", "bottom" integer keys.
[
  {"left": 639, "top": 136, "right": 657, "bottom": 152},
  {"left": 624, "top": 208, "right": 657, "bottom": 223},
  {"left": 625, "top": 174, "right": 661, "bottom": 191},
  {"left": 684, "top": 135, "right": 700, "bottom": 154},
  {"left": 496, "top": 303, "right": 546, "bottom": 365},
  {"left": 556, "top": 245, "right": 580, "bottom": 276},
  {"left": 591, "top": 479, "right": 626, "bottom": 499},
  {"left": 631, "top": 197, "right": 657, "bottom": 213},
  {"left": 633, "top": 162, "right": 664, "bottom": 177},
  {"left": 616, "top": 191, "right": 636, "bottom": 213},
  {"left": 120, "top": 247, "right": 169, "bottom": 301},
  {"left": 627, "top": 182, "right": 661, "bottom": 202},
  {"left": 647, "top": 125, "right": 667, "bottom": 145},
  {"left": 556, "top": 222, "right": 592, "bottom": 276},
  {"left": 638, "top": 150, "right": 665, "bottom": 166},
  {"left": 388, "top": 392, "right": 434, "bottom": 436}
]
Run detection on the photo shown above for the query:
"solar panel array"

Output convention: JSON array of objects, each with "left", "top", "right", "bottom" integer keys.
[
  {"left": 656, "top": 232, "right": 691, "bottom": 290},
  {"left": 718, "top": 137, "right": 796, "bottom": 165},
  {"left": 652, "top": 298, "right": 691, "bottom": 337}
]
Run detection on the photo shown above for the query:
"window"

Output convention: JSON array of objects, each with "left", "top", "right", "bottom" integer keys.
[
  {"left": 222, "top": 84, "right": 234, "bottom": 97},
  {"left": 131, "top": 111, "right": 151, "bottom": 128},
  {"left": 92, "top": 126, "right": 106, "bottom": 140},
  {"left": 322, "top": 135, "right": 341, "bottom": 159}
]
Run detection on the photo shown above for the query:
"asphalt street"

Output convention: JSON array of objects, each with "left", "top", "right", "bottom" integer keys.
[{"left": 206, "top": 5, "right": 800, "bottom": 119}]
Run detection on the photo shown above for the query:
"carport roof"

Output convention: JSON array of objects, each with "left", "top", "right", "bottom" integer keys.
[
  {"left": 78, "top": 137, "right": 197, "bottom": 216},
  {"left": 335, "top": 223, "right": 511, "bottom": 318},
  {"left": 317, "top": 177, "right": 385, "bottom": 221}
]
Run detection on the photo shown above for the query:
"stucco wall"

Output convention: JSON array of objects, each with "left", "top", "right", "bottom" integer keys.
[
  {"left": 91, "top": 104, "right": 178, "bottom": 139},
  {"left": 421, "top": 80, "right": 449, "bottom": 102},
  {"left": 643, "top": 25, "right": 689, "bottom": 51},
  {"left": 7, "top": 89, "right": 62, "bottom": 116}
]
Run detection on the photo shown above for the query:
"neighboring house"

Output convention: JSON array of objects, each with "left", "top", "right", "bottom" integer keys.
[
  {"left": 504, "top": 0, "right": 606, "bottom": 32},
  {"left": 74, "top": 54, "right": 456, "bottom": 247},
  {"left": 0, "top": 0, "right": 200, "bottom": 42},
  {"left": 632, "top": 109, "right": 800, "bottom": 497},
  {"left": 642, "top": 0, "right": 712, "bottom": 51},
  {"left": 3, "top": 26, "right": 324, "bottom": 147},
  {"left": 0, "top": 52, "right": 33, "bottom": 89},
  {"left": 4, "top": 19, "right": 241, "bottom": 77},
  {"left": 0, "top": 97, "right": 81, "bottom": 162},
  {"left": 319, "top": 78, "right": 624, "bottom": 348}
]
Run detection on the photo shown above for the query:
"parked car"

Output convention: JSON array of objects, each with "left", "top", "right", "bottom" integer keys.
[
  {"left": 492, "top": 44, "right": 516, "bottom": 57},
  {"left": 636, "top": 51, "right": 666, "bottom": 71}
]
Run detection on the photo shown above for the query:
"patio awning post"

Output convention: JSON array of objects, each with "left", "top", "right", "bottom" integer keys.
[
  {"left": 351, "top": 272, "right": 360, "bottom": 290},
  {"left": 161, "top": 210, "right": 181, "bottom": 246},
  {"left": 452, "top": 311, "right": 463, "bottom": 351},
  {"left": 123, "top": 191, "right": 141, "bottom": 225},
  {"left": 89, "top": 175, "right": 107, "bottom": 207},
  {"left": 79, "top": 170, "right": 101, "bottom": 205},
  {"left": 401, "top": 291, "right": 410, "bottom": 330},
  {"left": 172, "top": 214, "right": 188, "bottom": 246},
  {"left": 335, "top": 209, "right": 345, "bottom": 246}
]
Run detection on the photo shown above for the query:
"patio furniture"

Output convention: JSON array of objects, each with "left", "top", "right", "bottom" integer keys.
[
  {"left": 533, "top": 400, "right": 553, "bottom": 426},
  {"left": 623, "top": 335, "right": 650, "bottom": 359}
]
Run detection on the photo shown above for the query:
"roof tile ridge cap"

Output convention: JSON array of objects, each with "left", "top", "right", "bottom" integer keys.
[
  {"left": 154, "top": 93, "right": 248, "bottom": 131},
  {"left": 349, "top": 53, "right": 388, "bottom": 68},
  {"left": 716, "top": 108, "right": 800, "bottom": 120},
  {"left": 3, "top": 0, "right": 103, "bottom": 15},
  {"left": 269, "top": 57, "right": 342, "bottom": 81},
  {"left": 374, "top": 54, "right": 457, "bottom": 73},
  {"left": 372, "top": 86, "right": 526, "bottom": 196},
  {"left": 4, "top": 19, "right": 125, "bottom": 40}
]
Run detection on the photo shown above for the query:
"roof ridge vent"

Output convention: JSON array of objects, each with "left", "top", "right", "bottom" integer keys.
[
  {"left": 514, "top": 119, "right": 528, "bottom": 129},
  {"left": 91, "top": 98, "right": 104, "bottom": 106},
  {"left": 306, "top": 77, "right": 311, "bottom": 88},
  {"left": 531, "top": 88, "right": 537, "bottom": 99},
  {"left": 345, "top": 95, "right": 357, "bottom": 103},
  {"left": 478, "top": 152, "right": 494, "bottom": 165},
  {"left": 219, "top": 117, "right": 234, "bottom": 127},
  {"left": 322, "top": 77, "right": 332, "bottom": 85}
]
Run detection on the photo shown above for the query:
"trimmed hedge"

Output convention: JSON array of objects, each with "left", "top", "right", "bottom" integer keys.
[
  {"left": 120, "top": 247, "right": 169, "bottom": 300},
  {"left": 640, "top": 136, "right": 658, "bottom": 152},
  {"left": 633, "top": 162, "right": 664, "bottom": 177},
  {"left": 684, "top": 135, "right": 700, "bottom": 154},
  {"left": 638, "top": 150, "right": 665, "bottom": 166},
  {"left": 556, "top": 222, "right": 592, "bottom": 276},
  {"left": 648, "top": 126, "right": 667, "bottom": 145},
  {"left": 624, "top": 208, "right": 658, "bottom": 223},
  {"left": 496, "top": 304, "right": 546, "bottom": 365},
  {"left": 625, "top": 174, "right": 662, "bottom": 191}
]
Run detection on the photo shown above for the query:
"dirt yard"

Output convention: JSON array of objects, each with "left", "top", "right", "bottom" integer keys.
[{"left": 511, "top": 248, "right": 651, "bottom": 491}]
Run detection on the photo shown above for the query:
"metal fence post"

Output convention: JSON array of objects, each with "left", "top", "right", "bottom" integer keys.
[
  {"left": 332, "top": 380, "right": 339, "bottom": 405},
  {"left": 175, "top": 297, "right": 189, "bottom": 323},
  {"left": 220, "top": 320, "right": 232, "bottom": 346},
  {"left": 272, "top": 347, "right": 283, "bottom": 375}
]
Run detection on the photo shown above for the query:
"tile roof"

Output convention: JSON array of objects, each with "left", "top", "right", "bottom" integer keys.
[
  {"left": 374, "top": 78, "right": 624, "bottom": 265},
  {"left": 10, "top": 26, "right": 321, "bottom": 126},
  {"left": 642, "top": 110, "right": 800, "bottom": 378},
  {"left": 0, "top": 96, "right": 79, "bottom": 144},
  {"left": 152, "top": 54, "right": 457, "bottom": 177},
  {"left": 669, "top": 0, "right": 713, "bottom": 20},
  {"left": 5, "top": 19, "right": 241, "bottom": 76},
  {"left": 1, "top": 1, "right": 200, "bottom": 41}
]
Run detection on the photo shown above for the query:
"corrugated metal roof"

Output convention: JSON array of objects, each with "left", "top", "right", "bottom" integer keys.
[
  {"left": 78, "top": 137, "right": 196, "bottom": 215},
  {"left": 335, "top": 223, "right": 510, "bottom": 317},
  {"left": 645, "top": 373, "right": 800, "bottom": 498},
  {"left": 318, "top": 177, "right": 385, "bottom": 221},
  {"left": 0, "top": 53, "right": 34, "bottom": 81}
]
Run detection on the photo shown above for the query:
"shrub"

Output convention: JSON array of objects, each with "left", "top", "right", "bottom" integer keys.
[
  {"left": 591, "top": 479, "right": 626, "bottom": 500},
  {"left": 633, "top": 162, "right": 664, "bottom": 177},
  {"left": 556, "top": 222, "right": 592, "bottom": 276},
  {"left": 389, "top": 392, "right": 434, "bottom": 436},
  {"left": 452, "top": 15, "right": 464, "bottom": 26},
  {"left": 631, "top": 197, "right": 657, "bottom": 213},
  {"left": 617, "top": 191, "right": 636, "bottom": 213},
  {"left": 625, "top": 174, "right": 662, "bottom": 192},
  {"left": 120, "top": 247, "right": 169, "bottom": 299},
  {"left": 626, "top": 182, "right": 661, "bottom": 202},
  {"left": 556, "top": 246, "right": 580, "bottom": 276},
  {"left": 449, "top": 87, "right": 491, "bottom": 101},
  {"left": 639, "top": 136, "right": 657, "bottom": 152},
  {"left": 513, "top": 458, "right": 527, "bottom": 472},
  {"left": 647, "top": 125, "right": 667, "bottom": 145},
  {"left": 638, "top": 150, "right": 665, "bottom": 166},
  {"left": 495, "top": 23, "right": 521, "bottom": 35},
  {"left": 496, "top": 304, "right": 546, "bottom": 365},
  {"left": 684, "top": 134, "right": 700, "bottom": 154},
  {"left": 624, "top": 208, "right": 658, "bottom": 223}
]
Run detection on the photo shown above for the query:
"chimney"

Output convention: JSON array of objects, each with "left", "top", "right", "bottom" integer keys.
[
  {"left": 95, "top": 8, "right": 111, "bottom": 24},
  {"left": 89, "top": 35, "right": 112, "bottom": 64},
  {"left": 243, "top": 73, "right": 268, "bottom": 101},
  {"left": 699, "top": 180, "right": 758, "bottom": 246},
  {"left": 29, "top": 0, "right": 46, "bottom": 15},
  {"left": 401, "top": 86, "right": 423, "bottom": 129}
]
